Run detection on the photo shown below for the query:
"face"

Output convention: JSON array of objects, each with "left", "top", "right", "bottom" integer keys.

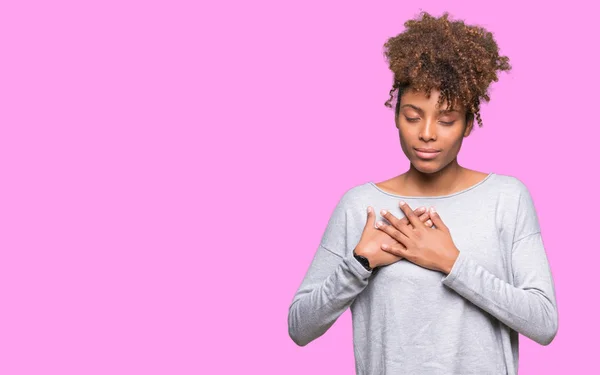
[{"left": 395, "top": 88, "right": 474, "bottom": 174}]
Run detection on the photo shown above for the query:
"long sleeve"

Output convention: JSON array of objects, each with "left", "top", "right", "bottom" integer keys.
[
  {"left": 440, "top": 181, "right": 559, "bottom": 346},
  {"left": 288, "top": 194, "right": 372, "bottom": 347}
]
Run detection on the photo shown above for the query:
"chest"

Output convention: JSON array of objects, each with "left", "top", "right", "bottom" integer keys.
[{"left": 349, "top": 199, "right": 511, "bottom": 290}]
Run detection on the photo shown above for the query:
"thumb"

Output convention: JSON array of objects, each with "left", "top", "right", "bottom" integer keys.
[{"left": 429, "top": 207, "right": 448, "bottom": 231}]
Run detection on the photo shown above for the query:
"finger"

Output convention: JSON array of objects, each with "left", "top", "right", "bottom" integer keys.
[
  {"left": 418, "top": 210, "right": 432, "bottom": 225},
  {"left": 399, "top": 201, "right": 424, "bottom": 229},
  {"left": 365, "top": 206, "right": 375, "bottom": 228},
  {"left": 399, "top": 207, "right": 427, "bottom": 227},
  {"left": 380, "top": 208, "right": 417, "bottom": 231},
  {"left": 379, "top": 209, "right": 412, "bottom": 239},
  {"left": 407, "top": 208, "right": 430, "bottom": 229},
  {"left": 381, "top": 243, "right": 408, "bottom": 257},
  {"left": 429, "top": 207, "right": 448, "bottom": 231},
  {"left": 375, "top": 220, "right": 410, "bottom": 245},
  {"left": 409, "top": 212, "right": 431, "bottom": 229}
]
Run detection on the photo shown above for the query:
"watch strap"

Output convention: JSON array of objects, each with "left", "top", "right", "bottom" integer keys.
[{"left": 353, "top": 249, "right": 372, "bottom": 271}]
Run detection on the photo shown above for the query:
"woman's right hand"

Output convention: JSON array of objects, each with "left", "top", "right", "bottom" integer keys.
[{"left": 354, "top": 206, "right": 431, "bottom": 268}]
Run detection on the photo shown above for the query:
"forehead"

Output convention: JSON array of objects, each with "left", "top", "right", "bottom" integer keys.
[{"left": 400, "top": 88, "right": 465, "bottom": 112}]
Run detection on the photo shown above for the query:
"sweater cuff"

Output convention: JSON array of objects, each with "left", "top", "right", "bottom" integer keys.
[
  {"left": 440, "top": 249, "right": 466, "bottom": 285},
  {"left": 345, "top": 252, "right": 373, "bottom": 280}
]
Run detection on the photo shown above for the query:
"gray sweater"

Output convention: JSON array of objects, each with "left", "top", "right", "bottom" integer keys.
[{"left": 288, "top": 172, "right": 558, "bottom": 375}]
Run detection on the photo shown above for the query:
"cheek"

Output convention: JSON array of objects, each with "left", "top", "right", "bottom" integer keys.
[
  {"left": 445, "top": 136, "right": 466, "bottom": 154},
  {"left": 398, "top": 135, "right": 409, "bottom": 153},
  {"left": 439, "top": 128, "right": 465, "bottom": 145},
  {"left": 398, "top": 128, "right": 410, "bottom": 145}
]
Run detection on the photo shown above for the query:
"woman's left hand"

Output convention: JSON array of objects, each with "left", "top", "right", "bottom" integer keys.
[{"left": 375, "top": 202, "right": 460, "bottom": 274}]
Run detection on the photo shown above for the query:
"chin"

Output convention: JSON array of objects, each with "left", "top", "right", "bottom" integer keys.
[{"left": 410, "top": 160, "right": 443, "bottom": 174}]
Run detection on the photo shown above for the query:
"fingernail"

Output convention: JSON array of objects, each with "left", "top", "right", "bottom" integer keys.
[
  {"left": 376, "top": 221, "right": 384, "bottom": 228},
  {"left": 380, "top": 209, "right": 387, "bottom": 215},
  {"left": 430, "top": 206, "right": 436, "bottom": 213},
  {"left": 399, "top": 201, "right": 406, "bottom": 206},
  {"left": 367, "top": 206, "right": 372, "bottom": 213}
]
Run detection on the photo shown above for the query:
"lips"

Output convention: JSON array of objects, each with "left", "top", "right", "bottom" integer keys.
[{"left": 414, "top": 148, "right": 441, "bottom": 160}]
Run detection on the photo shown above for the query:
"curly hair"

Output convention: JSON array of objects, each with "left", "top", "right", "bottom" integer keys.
[{"left": 383, "top": 11, "right": 511, "bottom": 128}]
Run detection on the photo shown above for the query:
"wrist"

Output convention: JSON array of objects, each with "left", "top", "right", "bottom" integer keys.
[
  {"left": 353, "top": 248, "right": 374, "bottom": 271},
  {"left": 442, "top": 247, "right": 460, "bottom": 274}
]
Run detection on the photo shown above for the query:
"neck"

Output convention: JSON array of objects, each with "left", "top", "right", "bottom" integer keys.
[{"left": 401, "top": 160, "right": 466, "bottom": 196}]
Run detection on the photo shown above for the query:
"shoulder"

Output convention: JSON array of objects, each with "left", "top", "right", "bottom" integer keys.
[
  {"left": 321, "top": 182, "right": 373, "bottom": 223},
  {"left": 488, "top": 172, "right": 532, "bottom": 197},
  {"left": 336, "top": 182, "right": 374, "bottom": 208},
  {"left": 490, "top": 173, "right": 539, "bottom": 218},
  {"left": 319, "top": 182, "right": 372, "bottom": 250}
]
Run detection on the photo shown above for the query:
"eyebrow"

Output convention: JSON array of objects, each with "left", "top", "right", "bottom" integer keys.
[{"left": 400, "top": 104, "right": 458, "bottom": 115}]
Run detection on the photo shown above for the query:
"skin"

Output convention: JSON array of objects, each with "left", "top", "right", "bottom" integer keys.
[
  {"left": 357, "top": 206, "right": 433, "bottom": 270},
  {"left": 355, "top": 87, "right": 490, "bottom": 274},
  {"left": 382, "top": 87, "right": 487, "bottom": 196},
  {"left": 357, "top": 204, "right": 459, "bottom": 274},
  {"left": 376, "top": 203, "right": 459, "bottom": 274}
]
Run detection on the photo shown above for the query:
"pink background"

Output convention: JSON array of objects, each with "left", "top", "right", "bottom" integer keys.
[{"left": 0, "top": 1, "right": 597, "bottom": 374}]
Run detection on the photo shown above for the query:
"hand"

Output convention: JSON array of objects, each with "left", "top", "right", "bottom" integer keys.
[
  {"left": 354, "top": 206, "right": 433, "bottom": 268},
  {"left": 375, "top": 202, "right": 460, "bottom": 274}
]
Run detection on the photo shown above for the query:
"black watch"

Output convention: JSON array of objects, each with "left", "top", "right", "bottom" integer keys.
[{"left": 353, "top": 249, "right": 372, "bottom": 271}]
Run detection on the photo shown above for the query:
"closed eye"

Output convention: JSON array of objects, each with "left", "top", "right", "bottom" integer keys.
[{"left": 405, "top": 116, "right": 455, "bottom": 126}]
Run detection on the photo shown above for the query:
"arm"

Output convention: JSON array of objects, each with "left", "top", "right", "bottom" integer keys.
[
  {"left": 440, "top": 182, "right": 559, "bottom": 346},
  {"left": 288, "top": 194, "right": 372, "bottom": 347}
]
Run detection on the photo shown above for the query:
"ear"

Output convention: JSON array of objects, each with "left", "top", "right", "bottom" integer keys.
[{"left": 463, "top": 116, "right": 474, "bottom": 137}]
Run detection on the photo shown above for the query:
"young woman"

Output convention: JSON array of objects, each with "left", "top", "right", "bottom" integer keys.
[{"left": 287, "top": 11, "right": 558, "bottom": 375}]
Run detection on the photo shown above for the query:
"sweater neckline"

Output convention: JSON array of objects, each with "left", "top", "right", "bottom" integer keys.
[{"left": 367, "top": 172, "right": 495, "bottom": 200}]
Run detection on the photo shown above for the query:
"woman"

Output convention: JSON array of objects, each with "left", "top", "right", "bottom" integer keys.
[{"left": 287, "top": 11, "right": 559, "bottom": 375}]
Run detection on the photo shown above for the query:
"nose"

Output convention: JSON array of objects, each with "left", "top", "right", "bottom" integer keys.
[{"left": 419, "top": 119, "right": 437, "bottom": 141}]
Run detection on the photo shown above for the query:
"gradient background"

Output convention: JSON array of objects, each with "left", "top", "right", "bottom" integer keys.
[{"left": 0, "top": 1, "right": 597, "bottom": 374}]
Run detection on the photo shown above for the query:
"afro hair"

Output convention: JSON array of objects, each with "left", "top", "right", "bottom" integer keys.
[{"left": 383, "top": 11, "right": 512, "bottom": 128}]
